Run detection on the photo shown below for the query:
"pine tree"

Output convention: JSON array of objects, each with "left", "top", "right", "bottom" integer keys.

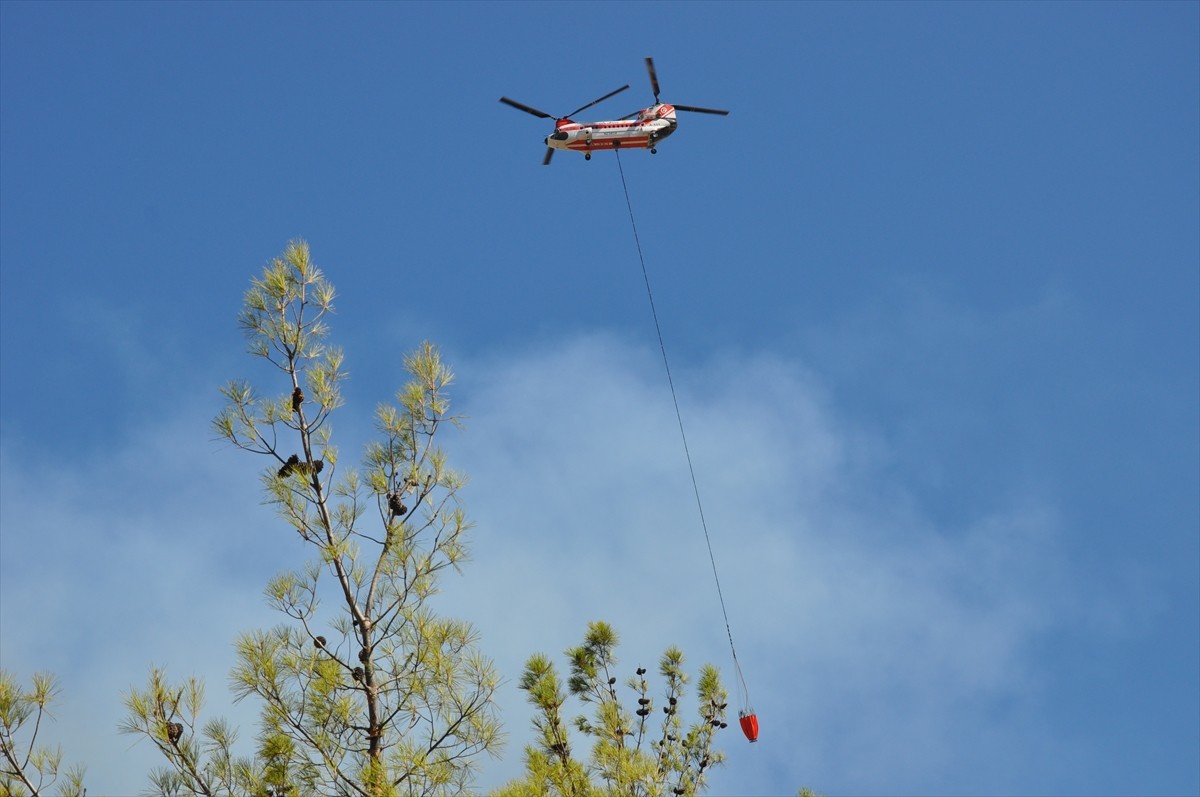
[
  {"left": 494, "top": 621, "right": 728, "bottom": 797},
  {"left": 120, "top": 241, "right": 502, "bottom": 796}
]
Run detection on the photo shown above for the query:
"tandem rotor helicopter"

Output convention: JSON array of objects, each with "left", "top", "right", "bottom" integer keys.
[{"left": 500, "top": 57, "right": 729, "bottom": 165}]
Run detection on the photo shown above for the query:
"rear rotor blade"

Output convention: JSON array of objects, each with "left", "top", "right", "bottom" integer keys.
[
  {"left": 565, "top": 84, "right": 630, "bottom": 119},
  {"left": 543, "top": 147, "right": 554, "bottom": 166},
  {"left": 500, "top": 96, "right": 554, "bottom": 119},
  {"left": 672, "top": 104, "right": 730, "bottom": 116},
  {"left": 645, "top": 57, "right": 661, "bottom": 102}
]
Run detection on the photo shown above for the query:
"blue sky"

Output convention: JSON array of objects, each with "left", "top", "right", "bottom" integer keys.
[{"left": 1, "top": 2, "right": 1197, "bottom": 795}]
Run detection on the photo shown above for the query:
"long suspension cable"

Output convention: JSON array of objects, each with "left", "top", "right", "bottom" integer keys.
[{"left": 614, "top": 150, "right": 751, "bottom": 706}]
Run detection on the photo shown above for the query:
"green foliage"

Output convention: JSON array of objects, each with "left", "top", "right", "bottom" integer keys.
[
  {"left": 118, "top": 668, "right": 259, "bottom": 795},
  {"left": 494, "top": 622, "right": 729, "bottom": 797},
  {"left": 122, "top": 242, "right": 502, "bottom": 796},
  {"left": 0, "top": 670, "right": 86, "bottom": 796}
]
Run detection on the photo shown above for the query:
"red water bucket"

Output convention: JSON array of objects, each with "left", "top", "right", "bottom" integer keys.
[{"left": 738, "top": 711, "right": 759, "bottom": 743}]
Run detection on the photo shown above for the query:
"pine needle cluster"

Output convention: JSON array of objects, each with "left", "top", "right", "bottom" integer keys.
[{"left": 0, "top": 671, "right": 86, "bottom": 797}]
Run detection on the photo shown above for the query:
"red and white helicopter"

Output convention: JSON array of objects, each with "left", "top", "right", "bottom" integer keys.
[{"left": 500, "top": 57, "right": 728, "bottom": 165}]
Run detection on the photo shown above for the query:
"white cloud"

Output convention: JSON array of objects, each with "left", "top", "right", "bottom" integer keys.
[
  {"left": 1, "top": 332, "right": 1093, "bottom": 795},
  {"left": 0, "top": 404, "right": 288, "bottom": 794},
  {"left": 448, "top": 333, "right": 1084, "bottom": 795}
]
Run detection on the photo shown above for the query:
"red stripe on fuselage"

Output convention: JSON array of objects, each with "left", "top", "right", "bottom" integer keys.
[{"left": 565, "top": 136, "right": 653, "bottom": 152}]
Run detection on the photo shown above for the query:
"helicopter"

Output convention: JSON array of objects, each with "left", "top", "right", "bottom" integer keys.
[{"left": 500, "top": 57, "right": 728, "bottom": 165}]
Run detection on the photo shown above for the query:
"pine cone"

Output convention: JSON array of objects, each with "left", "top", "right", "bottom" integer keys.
[
  {"left": 167, "top": 721, "right": 183, "bottom": 744},
  {"left": 290, "top": 459, "right": 324, "bottom": 479},
  {"left": 292, "top": 386, "right": 304, "bottom": 413},
  {"left": 278, "top": 454, "right": 299, "bottom": 477},
  {"left": 388, "top": 493, "right": 407, "bottom": 516},
  {"left": 358, "top": 647, "right": 369, "bottom": 663},
  {"left": 636, "top": 667, "right": 647, "bottom": 676},
  {"left": 352, "top": 667, "right": 364, "bottom": 683},
  {"left": 314, "top": 636, "right": 326, "bottom": 649}
]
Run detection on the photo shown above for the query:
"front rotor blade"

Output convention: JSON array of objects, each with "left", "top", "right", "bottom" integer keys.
[
  {"left": 672, "top": 104, "right": 730, "bottom": 116},
  {"left": 565, "top": 84, "right": 630, "bottom": 119},
  {"left": 645, "top": 57, "right": 661, "bottom": 102},
  {"left": 543, "top": 147, "right": 554, "bottom": 166},
  {"left": 500, "top": 96, "right": 554, "bottom": 119}
]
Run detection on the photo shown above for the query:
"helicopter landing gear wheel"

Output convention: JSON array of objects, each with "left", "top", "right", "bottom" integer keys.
[
  {"left": 585, "top": 152, "right": 591, "bottom": 161},
  {"left": 651, "top": 147, "right": 657, "bottom": 154}
]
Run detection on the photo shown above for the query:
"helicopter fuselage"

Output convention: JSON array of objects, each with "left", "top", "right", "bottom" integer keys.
[{"left": 545, "top": 104, "right": 678, "bottom": 155}]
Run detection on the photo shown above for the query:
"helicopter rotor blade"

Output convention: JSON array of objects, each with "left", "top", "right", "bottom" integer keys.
[
  {"left": 672, "top": 104, "right": 730, "bottom": 116},
  {"left": 543, "top": 147, "right": 555, "bottom": 166},
  {"left": 500, "top": 96, "right": 555, "bottom": 119},
  {"left": 645, "top": 57, "right": 661, "bottom": 103},
  {"left": 565, "top": 84, "right": 630, "bottom": 119}
]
